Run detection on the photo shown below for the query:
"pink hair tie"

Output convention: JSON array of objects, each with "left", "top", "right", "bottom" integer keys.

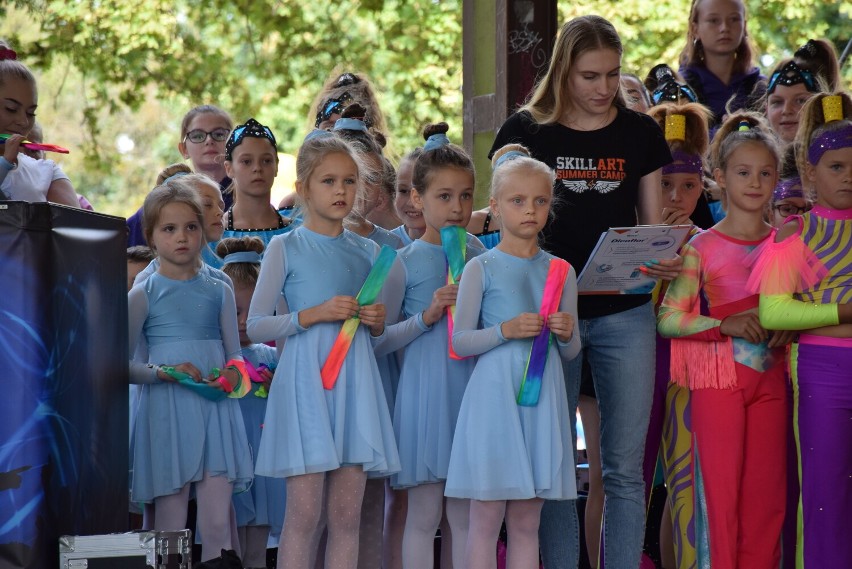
[{"left": 0, "top": 47, "right": 17, "bottom": 61}]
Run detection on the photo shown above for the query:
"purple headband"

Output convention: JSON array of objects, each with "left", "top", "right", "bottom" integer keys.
[
  {"left": 808, "top": 124, "right": 852, "bottom": 165},
  {"left": 773, "top": 177, "right": 804, "bottom": 202},
  {"left": 662, "top": 150, "right": 703, "bottom": 176}
]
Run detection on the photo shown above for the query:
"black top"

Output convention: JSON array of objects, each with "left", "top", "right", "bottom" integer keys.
[{"left": 490, "top": 107, "right": 672, "bottom": 318}]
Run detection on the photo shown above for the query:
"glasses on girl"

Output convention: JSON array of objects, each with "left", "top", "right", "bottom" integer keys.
[
  {"left": 184, "top": 128, "right": 230, "bottom": 144},
  {"left": 773, "top": 203, "right": 811, "bottom": 217}
]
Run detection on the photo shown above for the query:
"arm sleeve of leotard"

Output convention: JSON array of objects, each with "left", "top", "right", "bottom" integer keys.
[
  {"left": 657, "top": 243, "right": 725, "bottom": 341},
  {"left": 556, "top": 265, "right": 581, "bottom": 361},
  {"left": 127, "top": 285, "right": 159, "bottom": 384},
  {"left": 247, "top": 236, "right": 307, "bottom": 343},
  {"left": 759, "top": 294, "right": 840, "bottom": 330},
  {"left": 373, "top": 258, "right": 434, "bottom": 357},
  {"left": 220, "top": 284, "right": 245, "bottom": 362},
  {"left": 451, "top": 258, "right": 507, "bottom": 357}
]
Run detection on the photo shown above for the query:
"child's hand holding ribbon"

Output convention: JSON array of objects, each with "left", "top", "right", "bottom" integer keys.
[
  {"left": 547, "top": 312, "right": 575, "bottom": 343},
  {"left": 299, "top": 295, "right": 360, "bottom": 328},
  {"left": 501, "top": 313, "right": 544, "bottom": 339},
  {"left": 158, "top": 362, "right": 203, "bottom": 383},
  {"left": 357, "top": 303, "right": 387, "bottom": 336},
  {"left": 422, "top": 283, "right": 459, "bottom": 327}
]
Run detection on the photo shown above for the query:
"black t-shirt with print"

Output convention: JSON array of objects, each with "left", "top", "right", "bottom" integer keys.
[{"left": 490, "top": 107, "right": 672, "bottom": 318}]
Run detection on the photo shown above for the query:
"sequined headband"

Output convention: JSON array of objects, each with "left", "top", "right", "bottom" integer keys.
[
  {"left": 807, "top": 96, "right": 852, "bottom": 165},
  {"left": 808, "top": 123, "right": 852, "bottom": 165},
  {"left": 652, "top": 80, "right": 698, "bottom": 105},
  {"left": 315, "top": 92, "right": 353, "bottom": 128},
  {"left": 223, "top": 251, "right": 262, "bottom": 265},
  {"left": 226, "top": 118, "right": 277, "bottom": 160},
  {"left": 493, "top": 150, "right": 527, "bottom": 170},
  {"left": 767, "top": 61, "right": 817, "bottom": 95},
  {"left": 423, "top": 133, "right": 450, "bottom": 151},
  {"left": 773, "top": 177, "right": 804, "bottom": 202},
  {"left": 662, "top": 150, "right": 703, "bottom": 176}
]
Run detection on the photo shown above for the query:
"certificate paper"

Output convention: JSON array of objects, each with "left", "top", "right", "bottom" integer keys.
[{"left": 577, "top": 225, "right": 692, "bottom": 295}]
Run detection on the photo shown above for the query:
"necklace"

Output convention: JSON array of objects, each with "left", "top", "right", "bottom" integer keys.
[
  {"left": 226, "top": 205, "right": 290, "bottom": 231},
  {"left": 561, "top": 106, "right": 615, "bottom": 132}
]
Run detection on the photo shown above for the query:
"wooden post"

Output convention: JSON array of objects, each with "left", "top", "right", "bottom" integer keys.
[{"left": 463, "top": 0, "right": 558, "bottom": 204}]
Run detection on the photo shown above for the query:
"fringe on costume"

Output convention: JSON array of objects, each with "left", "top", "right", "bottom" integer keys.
[{"left": 670, "top": 336, "right": 738, "bottom": 389}]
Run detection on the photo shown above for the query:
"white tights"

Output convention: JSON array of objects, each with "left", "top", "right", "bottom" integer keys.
[
  {"left": 278, "top": 467, "right": 367, "bottom": 569},
  {"left": 154, "top": 472, "right": 238, "bottom": 562},
  {"left": 466, "top": 498, "right": 543, "bottom": 569},
  {"left": 402, "top": 482, "right": 469, "bottom": 569}
]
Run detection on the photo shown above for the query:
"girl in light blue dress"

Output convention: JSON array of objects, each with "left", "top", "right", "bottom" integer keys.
[
  {"left": 329, "top": 114, "right": 407, "bottom": 568},
  {"left": 445, "top": 145, "right": 580, "bottom": 569},
  {"left": 247, "top": 133, "right": 399, "bottom": 569},
  {"left": 375, "top": 123, "right": 484, "bottom": 568},
  {"left": 128, "top": 179, "right": 254, "bottom": 562},
  {"left": 219, "top": 236, "right": 287, "bottom": 569}
]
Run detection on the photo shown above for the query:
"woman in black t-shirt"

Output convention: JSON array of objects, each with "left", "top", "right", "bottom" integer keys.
[{"left": 490, "top": 15, "right": 677, "bottom": 569}]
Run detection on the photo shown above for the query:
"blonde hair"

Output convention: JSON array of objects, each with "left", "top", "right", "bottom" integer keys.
[
  {"left": 646, "top": 102, "right": 712, "bottom": 157},
  {"left": 295, "top": 135, "right": 367, "bottom": 210},
  {"left": 795, "top": 91, "right": 852, "bottom": 175},
  {"left": 490, "top": 144, "right": 555, "bottom": 199},
  {"left": 521, "top": 15, "right": 625, "bottom": 125},
  {"left": 708, "top": 111, "right": 780, "bottom": 173},
  {"left": 217, "top": 237, "right": 265, "bottom": 287},
  {"left": 142, "top": 179, "right": 204, "bottom": 247},
  {"left": 679, "top": 0, "right": 755, "bottom": 75},
  {"left": 309, "top": 69, "right": 389, "bottom": 142}
]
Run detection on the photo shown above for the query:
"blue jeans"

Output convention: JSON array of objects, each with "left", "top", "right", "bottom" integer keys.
[{"left": 539, "top": 302, "right": 656, "bottom": 568}]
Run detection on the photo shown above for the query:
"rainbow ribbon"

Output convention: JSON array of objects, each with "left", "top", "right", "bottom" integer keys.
[
  {"left": 161, "top": 366, "right": 226, "bottom": 401},
  {"left": 162, "top": 358, "right": 250, "bottom": 401},
  {"left": 0, "top": 133, "right": 70, "bottom": 154},
  {"left": 441, "top": 225, "right": 468, "bottom": 360},
  {"left": 320, "top": 245, "right": 397, "bottom": 390},
  {"left": 517, "top": 258, "right": 569, "bottom": 407},
  {"left": 245, "top": 360, "right": 276, "bottom": 398}
]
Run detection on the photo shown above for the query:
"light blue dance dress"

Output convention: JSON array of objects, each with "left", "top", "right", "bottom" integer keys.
[
  {"left": 444, "top": 248, "right": 580, "bottom": 501},
  {"left": 128, "top": 271, "right": 254, "bottom": 503},
  {"left": 203, "top": 210, "right": 298, "bottom": 268},
  {"left": 232, "top": 343, "right": 287, "bottom": 537},
  {"left": 364, "top": 224, "right": 404, "bottom": 414},
  {"left": 389, "top": 224, "right": 414, "bottom": 246},
  {"left": 376, "top": 233, "right": 485, "bottom": 489},
  {"left": 247, "top": 226, "right": 400, "bottom": 478}
]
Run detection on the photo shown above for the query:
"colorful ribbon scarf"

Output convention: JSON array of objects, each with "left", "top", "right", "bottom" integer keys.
[
  {"left": 0, "top": 133, "right": 70, "bottom": 154},
  {"left": 161, "top": 358, "right": 250, "bottom": 401},
  {"left": 320, "top": 245, "right": 397, "bottom": 389},
  {"left": 517, "top": 258, "right": 569, "bottom": 406},
  {"left": 244, "top": 359, "right": 276, "bottom": 398},
  {"left": 441, "top": 225, "right": 468, "bottom": 360}
]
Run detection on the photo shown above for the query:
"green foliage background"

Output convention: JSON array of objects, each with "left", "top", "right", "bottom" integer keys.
[{"left": 1, "top": 0, "right": 849, "bottom": 217}]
